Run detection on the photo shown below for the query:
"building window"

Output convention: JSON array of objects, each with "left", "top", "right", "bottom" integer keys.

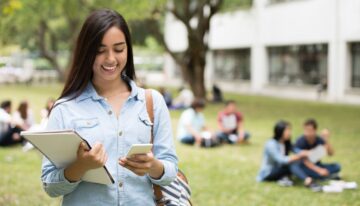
[
  {"left": 269, "top": 0, "right": 298, "bottom": 4},
  {"left": 350, "top": 43, "right": 360, "bottom": 88},
  {"left": 268, "top": 44, "right": 328, "bottom": 86},
  {"left": 213, "top": 49, "right": 251, "bottom": 81}
]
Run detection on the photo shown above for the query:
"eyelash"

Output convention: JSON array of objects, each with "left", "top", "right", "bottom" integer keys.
[{"left": 97, "top": 49, "right": 124, "bottom": 54}]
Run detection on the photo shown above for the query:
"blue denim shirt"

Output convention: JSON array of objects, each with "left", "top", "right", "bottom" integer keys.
[
  {"left": 256, "top": 139, "right": 290, "bottom": 182},
  {"left": 41, "top": 81, "right": 178, "bottom": 206}
]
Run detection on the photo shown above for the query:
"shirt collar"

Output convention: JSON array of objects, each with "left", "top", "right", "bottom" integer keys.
[
  {"left": 75, "top": 80, "right": 144, "bottom": 102},
  {"left": 129, "top": 80, "right": 145, "bottom": 101}
]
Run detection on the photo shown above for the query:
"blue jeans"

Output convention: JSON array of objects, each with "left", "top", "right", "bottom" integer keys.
[
  {"left": 288, "top": 161, "right": 310, "bottom": 181},
  {"left": 264, "top": 165, "right": 291, "bottom": 181},
  {"left": 216, "top": 131, "right": 251, "bottom": 144},
  {"left": 0, "top": 125, "right": 24, "bottom": 146},
  {"left": 180, "top": 135, "right": 195, "bottom": 145},
  {"left": 299, "top": 162, "right": 341, "bottom": 179},
  {"left": 265, "top": 161, "right": 309, "bottom": 181}
]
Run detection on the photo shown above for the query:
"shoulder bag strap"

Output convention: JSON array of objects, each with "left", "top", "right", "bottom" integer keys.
[{"left": 145, "top": 89, "right": 165, "bottom": 206}]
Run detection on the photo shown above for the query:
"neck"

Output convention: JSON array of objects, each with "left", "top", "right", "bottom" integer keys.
[
  {"left": 92, "top": 78, "right": 129, "bottom": 97},
  {"left": 306, "top": 136, "right": 315, "bottom": 144}
]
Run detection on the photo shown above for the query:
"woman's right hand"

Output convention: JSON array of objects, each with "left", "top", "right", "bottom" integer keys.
[
  {"left": 76, "top": 142, "right": 108, "bottom": 171},
  {"left": 64, "top": 142, "right": 108, "bottom": 182},
  {"left": 298, "top": 150, "right": 309, "bottom": 158}
]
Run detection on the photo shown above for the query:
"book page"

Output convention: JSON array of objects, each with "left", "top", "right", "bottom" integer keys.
[{"left": 308, "top": 145, "right": 327, "bottom": 163}]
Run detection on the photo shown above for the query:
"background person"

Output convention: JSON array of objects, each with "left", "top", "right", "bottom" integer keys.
[
  {"left": 216, "top": 100, "right": 250, "bottom": 144},
  {"left": 177, "top": 99, "right": 210, "bottom": 146},
  {"left": 257, "top": 120, "right": 322, "bottom": 191},
  {"left": 12, "top": 100, "right": 35, "bottom": 131},
  {"left": 159, "top": 87, "right": 172, "bottom": 107},
  {"left": 294, "top": 118, "right": 341, "bottom": 180},
  {"left": 171, "top": 86, "right": 194, "bottom": 109},
  {"left": 0, "top": 100, "right": 24, "bottom": 146}
]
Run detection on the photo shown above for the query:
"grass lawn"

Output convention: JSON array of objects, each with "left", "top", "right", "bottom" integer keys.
[{"left": 0, "top": 83, "right": 360, "bottom": 206}]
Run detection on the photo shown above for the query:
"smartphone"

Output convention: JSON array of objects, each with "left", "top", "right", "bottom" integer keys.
[{"left": 126, "top": 144, "right": 153, "bottom": 158}]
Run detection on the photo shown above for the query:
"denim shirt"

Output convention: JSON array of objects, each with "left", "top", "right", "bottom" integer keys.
[
  {"left": 256, "top": 139, "right": 290, "bottom": 182},
  {"left": 41, "top": 81, "right": 178, "bottom": 206}
]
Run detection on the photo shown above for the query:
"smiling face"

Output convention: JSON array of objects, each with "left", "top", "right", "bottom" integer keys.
[{"left": 92, "top": 26, "right": 128, "bottom": 84}]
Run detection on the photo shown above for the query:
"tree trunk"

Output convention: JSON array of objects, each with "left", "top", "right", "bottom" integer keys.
[
  {"left": 38, "top": 20, "right": 65, "bottom": 82},
  {"left": 185, "top": 49, "right": 207, "bottom": 99},
  {"left": 163, "top": 0, "right": 223, "bottom": 99}
]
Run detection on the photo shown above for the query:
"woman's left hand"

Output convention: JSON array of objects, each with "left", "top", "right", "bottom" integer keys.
[{"left": 119, "top": 152, "right": 164, "bottom": 179}]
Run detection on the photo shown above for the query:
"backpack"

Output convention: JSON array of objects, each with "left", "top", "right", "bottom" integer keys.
[{"left": 145, "top": 90, "right": 192, "bottom": 206}]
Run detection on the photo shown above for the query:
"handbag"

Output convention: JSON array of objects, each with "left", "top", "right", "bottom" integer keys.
[{"left": 145, "top": 89, "right": 192, "bottom": 206}]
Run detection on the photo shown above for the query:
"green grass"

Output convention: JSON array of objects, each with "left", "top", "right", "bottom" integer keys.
[{"left": 1, "top": 83, "right": 360, "bottom": 206}]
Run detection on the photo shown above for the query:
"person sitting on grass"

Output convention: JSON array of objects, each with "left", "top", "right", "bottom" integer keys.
[
  {"left": 12, "top": 100, "right": 35, "bottom": 131},
  {"left": 211, "top": 84, "right": 223, "bottom": 103},
  {"left": 22, "top": 98, "right": 56, "bottom": 152},
  {"left": 159, "top": 87, "right": 172, "bottom": 107},
  {"left": 257, "top": 120, "right": 322, "bottom": 192},
  {"left": 177, "top": 99, "right": 214, "bottom": 146},
  {"left": 171, "top": 86, "right": 194, "bottom": 110},
  {"left": 0, "top": 100, "right": 24, "bottom": 146},
  {"left": 294, "top": 118, "right": 341, "bottom": 180},
  {"left": 216, "top": 100, "right": 250, "bottom": 144}
]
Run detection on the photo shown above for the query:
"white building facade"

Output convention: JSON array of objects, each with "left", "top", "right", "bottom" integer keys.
[{"left": 161, "top": 0, "right": 360, "bottom": 104}]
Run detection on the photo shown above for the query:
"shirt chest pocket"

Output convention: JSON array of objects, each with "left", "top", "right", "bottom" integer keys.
[
  {"left": 72, "top": 118, "right": 101, "bottom": 145},
  {"left": 125, "top": 112, "right": 152, "bottom": 146}
]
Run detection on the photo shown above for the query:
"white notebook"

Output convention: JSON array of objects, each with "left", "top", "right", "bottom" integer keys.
[
  {"left": 308, "top": 145, "right": 327, "bottom": 163},
  {"left": 21, "top": 130, "right": 114, "bottom": 185}
]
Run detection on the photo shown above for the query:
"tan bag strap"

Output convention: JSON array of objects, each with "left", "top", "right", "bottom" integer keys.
[
  {"left": 145, "top": 89, "right": 165, "bottom": 206},
  {"left": 145, "top": 89, "right": 154, "bottom": 143}
]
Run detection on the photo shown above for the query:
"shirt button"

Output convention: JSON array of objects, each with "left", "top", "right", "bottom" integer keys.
[
  {"left": 118, "top": 131, "right": 122, "bottom": 136},
  {"left": 119, "top": 182, "right": 123, "bottom": 187},
  {"left": 108, "top": 111, "right": 112, "bottom": 115}
]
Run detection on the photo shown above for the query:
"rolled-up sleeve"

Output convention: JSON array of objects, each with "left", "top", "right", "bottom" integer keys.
[
  {"left": 41, "top": 104, "right": 81, "bottom": 197},
  {"left": 149, "top": 90, "right": 178, "bottom": 186}
]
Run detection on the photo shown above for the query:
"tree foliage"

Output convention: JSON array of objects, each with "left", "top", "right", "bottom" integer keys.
[{"left": 0, "top": 0, "right": 252, "bottom": 96}]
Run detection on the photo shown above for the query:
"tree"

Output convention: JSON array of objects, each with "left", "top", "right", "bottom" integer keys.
[
  {"left": 0, "top": 0, "right": 252, "bottom": 95},
  {"left": 0, "top": 0, "right": 109, "bottom": 81},
  {"left": 0, "top": 0, "right": 166, "bottom": 81},
  {"left": 165, "top": 0, "right": 223, "bottom": 99},
  {"left": 147, "top": 0, "right": 252, "bottom": 99}
]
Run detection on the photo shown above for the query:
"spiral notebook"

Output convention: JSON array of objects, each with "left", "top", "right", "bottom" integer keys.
[{"left": 20, "top": 130, "right": 114, "bottom": 185}]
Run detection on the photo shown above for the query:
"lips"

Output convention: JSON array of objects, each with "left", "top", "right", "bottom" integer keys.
[{"left": 101, "top": 64, "right": 117, "bottom": 72}]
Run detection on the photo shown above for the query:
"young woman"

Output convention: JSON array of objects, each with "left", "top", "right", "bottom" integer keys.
[
  {"left": 41, "top": 9, "right": 178, "bottom": 205},
  {"left": 12, "top": 100, "right": 35, "bottom": 131},
  {"left": 257, "top": 120, "right": 322, "bottom": 191}
]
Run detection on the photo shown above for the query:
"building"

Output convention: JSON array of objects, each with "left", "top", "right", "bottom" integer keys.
[{"left": 161, "top": 0, "right": 360, "bottom": 104}]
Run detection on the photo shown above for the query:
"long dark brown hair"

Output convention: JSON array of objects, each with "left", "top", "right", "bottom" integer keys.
[
  {"left": 18, "top": 101, "right": 28, "bottom": 120},
  {"left": 58, "top": 9, "right": 135, "bottom": 101},
  {"left": 273, "top": 120, "right": 293, "bottom": 155}
]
